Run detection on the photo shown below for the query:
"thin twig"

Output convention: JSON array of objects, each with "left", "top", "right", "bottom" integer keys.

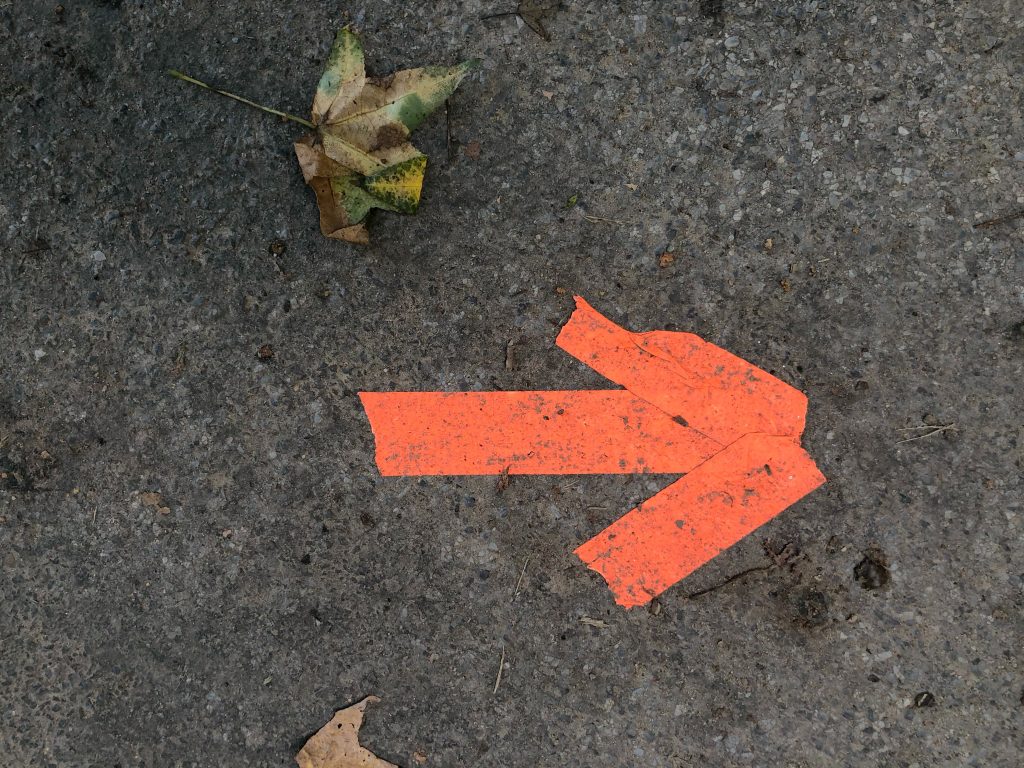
[
  {"left": 683, "top": 541, "right": 798, "bottom": 599},
  {"left": 974, "top": 209, "right": 1024, "bottom": 229},
  {"left": 493, "top": 645, "right": 506, "bottom": 693},
  {"left": 480, "top": 5, "right": 552, "bottom": 40},
  {"left": 445, "top": 99, "right": 455, "bottom": 159},
  {"left": 683, "top": 564, "right": 773, "bottom": 599},
  {"left": 167, "top": 70, "right": 314, "bottom": 128},
  {"left": 581, "top": 213, "right": 625, "bottom": 225},
  {"left": 511, "top": 557, "right": 530, "bottom": 601},
  {"left": 895, "top": 424, "right": 956, "bottom": 444}
]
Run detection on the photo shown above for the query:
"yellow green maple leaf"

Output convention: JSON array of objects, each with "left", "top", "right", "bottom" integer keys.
[{"left": 170, "top": 27, "right": 476, "bottom": 243}]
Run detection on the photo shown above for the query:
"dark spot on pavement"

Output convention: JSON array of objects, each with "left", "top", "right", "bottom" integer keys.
[
  {"left": 700, "top": 0, "right": 724, "bottom": 19},
  {"left": 855, "top": 548, "right": 890, "bottom": 590},
  {"left": 793, "top": 588, "right": 829, "bottom": 627}
]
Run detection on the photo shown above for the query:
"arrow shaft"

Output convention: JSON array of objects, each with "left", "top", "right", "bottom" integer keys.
[{"left": 359, "top": 390, "right": 723, "bottom": 476}]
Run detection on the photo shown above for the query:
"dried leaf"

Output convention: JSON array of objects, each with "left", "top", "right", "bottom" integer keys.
[
  {"left": 364, "top": 154, "right": 427, "bottom": 214},
  {"left": 295, "top": 27, "right": 477, "bottom": 240},
  {"left": 320, "top": 61, "right": 478, "bottom": 150},
  {"left": 294, "top": 138, "right": 374, "bottom": 242},
  {"left": 312, "top": 29, "right": 366, "bottom": 125},
  {"left": 171, "top": 27, "right": 476, "bottom": 244},
  {"left": 518, "top": 0, "right": 558, "bottom": 41},
  {"left": 295, "top": 696, "right": 397, "bottom": 768}
]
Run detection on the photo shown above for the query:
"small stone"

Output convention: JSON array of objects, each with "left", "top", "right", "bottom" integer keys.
[
  {"left": 913, "top": 691, "right": 936, "bottom": 708},
  {"left": 658, "top": 251, "right": 676, "bottom": 268},
  {"left": 268, "top": 239, "right": 286, "bottom": 256},
  {"left": 257, "top": 344, "right": 274, "bottom": 360},
  {"left": 724, "top": 36, "right": 740, "bottom": 49}
]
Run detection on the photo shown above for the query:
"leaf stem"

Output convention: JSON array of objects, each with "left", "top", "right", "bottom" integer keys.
[{"left": 167, "top": 69, "right": 315, "bottom": 129}]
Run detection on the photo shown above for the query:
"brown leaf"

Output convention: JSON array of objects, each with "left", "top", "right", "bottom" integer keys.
[
  {"left": 295, "top": 697, "right": 398, "bottom": 768},
  {"left": 294, "top": 138, "right": 371, "bottom": 244}
]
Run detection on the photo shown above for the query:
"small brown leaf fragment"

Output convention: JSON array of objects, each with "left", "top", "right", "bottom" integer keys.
[
  {"left": 658, "top": 251, "right": 675, "bottom": 268},
  {"left": 295, "top": 696, "right": 398, "bottom": 768},
  {"left": 140, "top": 492, "right": 163, "bottom": 508},
  {"left": 495, "top": 465, "right": 511, "bottom": 493},
  {"left": 170, "top": 345, "right": 188, "bottom": 377},
  {"left": 464, "top": 140, "right": 481, "bottom": 160},
  {"left": 140, "top": 491, "right": 170, "bottom": 515},
  {"left": 780, "top": 278, "right": 791, "bottom": 292},
  {"left": 412, "top": 752, "right": 427, "bottom": 765},
  {"left": 257, "top": 344, "right": 275, "bottom": 360},
  {"left": 763, "top": 237, "right": 774, "bottom": 251}
]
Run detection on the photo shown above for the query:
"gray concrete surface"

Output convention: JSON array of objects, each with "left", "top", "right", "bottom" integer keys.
[{"left": 2, "top": 1, "right": 1022, "bottom": 766}]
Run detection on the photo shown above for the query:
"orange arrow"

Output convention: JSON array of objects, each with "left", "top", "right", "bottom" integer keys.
[{"left": 360, "top": 297, "right": 825, "bottom": 607}]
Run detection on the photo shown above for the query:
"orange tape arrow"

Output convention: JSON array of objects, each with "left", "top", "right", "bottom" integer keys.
[{"left": 360, "top": 297, "right": 825, "bottom": 607}]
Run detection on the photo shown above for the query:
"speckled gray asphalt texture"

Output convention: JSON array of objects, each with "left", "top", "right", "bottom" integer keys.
[{"left": 2, "top": 1, "right": 1023, "bottom": 766}]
